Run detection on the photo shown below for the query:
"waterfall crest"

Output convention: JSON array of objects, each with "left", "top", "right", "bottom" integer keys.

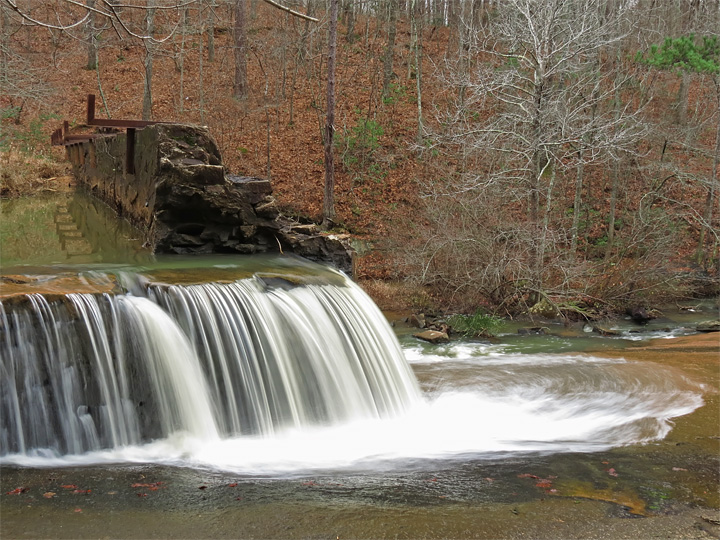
[{"left": 0, "top": 272, "right": 420, "bottom": 458}]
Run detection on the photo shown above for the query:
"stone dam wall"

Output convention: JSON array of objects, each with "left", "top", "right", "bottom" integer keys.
[{"left": 67, "top": 124, "right": 353, "bottom": 274}]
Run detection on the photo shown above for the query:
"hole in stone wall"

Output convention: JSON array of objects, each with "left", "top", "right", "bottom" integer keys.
[{"left": 175, "top": 223, "right": 205, "bottom": 235}]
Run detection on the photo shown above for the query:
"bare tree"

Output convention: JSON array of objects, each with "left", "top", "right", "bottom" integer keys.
[
  {"left": 0, "top": 1, "right": 54, "bottom": 121},
  {"left": 323, "top": 0, "right": 338, "bottom": 227},
  {"left": 232, "top": 0, "right": 318, "bottom": 99},
  {"left": 142, "top": 0, "right": 156, "bottom": 120},
  {"left": 206, "top": 0, "right": 214, "bottom": 62},
  {"left": 382, "top": 0, "right": 398, "bottom": 99},
  {"left": 86, "top": 0, "right": 98, "bottom": 70},
  {"left": 233, "top": 0, "right": 248, "bottom": 99},
  {"left": 410, "top": 0, "right": 424, "bottom": 142},
  {"left": 3, "top": 0, "right": 195, "bottom": 119},
  {"left": 423, "top": 0, "right": 644, "bottom": 301}
]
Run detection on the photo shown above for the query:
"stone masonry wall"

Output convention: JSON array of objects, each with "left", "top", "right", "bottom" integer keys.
[{"left": 68, "top": 124, "right": 353, "bottom": 274}]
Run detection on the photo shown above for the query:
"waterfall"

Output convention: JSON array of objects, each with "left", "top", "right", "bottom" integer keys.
[{"left": 0, "top": 273, "right": 420, "bottom": 458}]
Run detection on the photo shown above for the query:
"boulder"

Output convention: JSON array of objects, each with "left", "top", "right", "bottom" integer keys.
[
  {"left": 518, "top": 327, "right": 548, "bottom": 335},
  {"left": 528, "top": 297, "right": 561, "bottom": 319},
  {"left": 409, "top": 313, "right": 426, "bottom": 329},
  {"left": 696, "top": 320, "right": 720, "bottom": 333},
  {"left": 627, "top": 306, "right": 653, "bottom": 324},
  {"left": 593, "top": 325, "right": 621, "bottom": 336},
  {"left": 414, "top": 330, "right": 449, "bottom": 344},
  {"left": 226, "top": 175, "right": 273, "bottom": 204}
]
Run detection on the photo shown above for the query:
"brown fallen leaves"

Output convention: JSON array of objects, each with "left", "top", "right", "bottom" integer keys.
[{"left": 517, "top": 473, "right": 558, "bottom": 492}]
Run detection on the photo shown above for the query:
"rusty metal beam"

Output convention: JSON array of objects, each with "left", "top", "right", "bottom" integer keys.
[
  {"left": 87, "top": 94, "right": 95, "bottom": 124},
  {"left": 51, "top": 128, "right": 62, "bottom": 146},
  {"left": 126, "top": 128, "right": 136, "bottom": 175},
  {"left": 64, "top": 135, "right": 100, "bottom": 142},
  {"left": 85, "top": 94, "right": 160, "bottom": 128},
  {"left": 52, "top": 94, "right": 168, "bottom": 152},
  {"left": 51, "top": 133, "right": 101, "bottom": 146},
  {"left": 88, "top": 118, "right": 160, "bottom": 128}
]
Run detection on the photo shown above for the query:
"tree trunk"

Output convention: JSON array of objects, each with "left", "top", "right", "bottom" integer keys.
[
  {"left": 233, "top": 0, "right": 248, "bottom": 99},
  {"left": 529, "top": 83, "right": 544, "bottom": 227},
  {"left": 198, "top": 16, "right": 205, "bottom": 124},
  {"left": 344, "top": 0, "right": 355, "bottom": 42},
  {"left": 605, "top": 74, "right": 622, "bottom": 259},
  {"left": 382, "top": 0, "right": 398, "bottom": 99},
  {"left": 676, "top": 70, "right": 689, "bottom": 126},
  {"left": 289, "top": 61, "right": 298, "bottom": 124},
  {"left": 538, "top": 161, "right": 557, "bottom": 282},
  {"left": 178, "top": 7, "right": 187, "bottom": 113},
  {"left": 86, "top": 0, "right": 97, "bottom": 70},
  {"left": 207, "top": 0, "right": 215, "bottom": 63},
  {"left": 570, "top": 149, "right": 584, "bottom": 254},
  {"left": 323, "top": 0, "right": 339, "bottom": 227},
  {"left": 413, "top": 0, "right": 424, "bottom": 143},
  {"left": 142, "top": 0, "right": 155, "bottom": 121},
  {"left": 1, "top": 3, "right": 9, "bottom": 82}
]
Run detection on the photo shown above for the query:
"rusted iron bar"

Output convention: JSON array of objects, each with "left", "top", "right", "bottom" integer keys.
[
  {"left": 84, "top": 94, "right": 156, "bottom": 174},
  {"left": 50, "top": 130, "right": 98, "bottom": 146},
  {"left": 52, "top": 95, "right": 167, "bottom": 172},
  {"left": 126, "top": 128, "right": 136, "bottom": 175},
  {"left": 64, "top": 135, "right": 100, "bottom": 142},
  {"left": 85, "top": 94, "right": 159, "bottom": 129},
  {"left": 51, "top": 127, "right": 62, "bottom": 145},
  {"left": 87, "top": 94, "right": 95, "bottom": 124},
  {"left": 89, "top": 118, "right": 162, "bottom": 129}
]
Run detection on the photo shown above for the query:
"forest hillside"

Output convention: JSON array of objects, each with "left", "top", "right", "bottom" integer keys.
[{"left": 1, "top": 0, "right": 718, "bottom": 317}]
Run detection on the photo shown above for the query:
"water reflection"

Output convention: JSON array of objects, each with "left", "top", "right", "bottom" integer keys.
[{"left": 1, "top": 190, "right": 151, "bottom": 268}]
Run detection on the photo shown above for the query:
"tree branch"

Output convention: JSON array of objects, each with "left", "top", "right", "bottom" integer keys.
[{"left": 260, "top": 0, "right": 318, "bottom": 22}]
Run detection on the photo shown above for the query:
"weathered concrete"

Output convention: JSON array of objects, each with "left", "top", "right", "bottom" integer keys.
[{"left": 68, "top": 124, "right": 353, "bottom": 273}]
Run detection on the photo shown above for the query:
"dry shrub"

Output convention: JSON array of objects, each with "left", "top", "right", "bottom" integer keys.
[
  {"left": 0, "top": 148, "right": 72, "bottom": 198},
  {"left": 359, "top": 279, "right": 437, "bottom": 314}
]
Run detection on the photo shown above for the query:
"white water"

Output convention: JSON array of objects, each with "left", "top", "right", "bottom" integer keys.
[{"left": 0, "top": 274, "right": 706, "bottom": 474}]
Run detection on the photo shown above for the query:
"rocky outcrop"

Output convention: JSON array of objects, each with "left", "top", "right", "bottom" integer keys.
[{"left": 68, "top": 124, "right": 353, "bottom": 273}]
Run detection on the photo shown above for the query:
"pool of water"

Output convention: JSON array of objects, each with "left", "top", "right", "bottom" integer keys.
[{"left": 1, "top": 191, "right": 151, "bottom": 268}]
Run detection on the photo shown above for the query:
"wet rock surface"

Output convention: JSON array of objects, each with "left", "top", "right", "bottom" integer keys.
[
  {"left": 696, "top": 320, "right": 720, "bottom": 332},
  {"left": 413, "top": 329, "right": 450, "bottom": 344}
]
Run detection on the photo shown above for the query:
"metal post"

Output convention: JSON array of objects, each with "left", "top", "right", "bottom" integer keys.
[
  {"left": 126, "top": 128, "right": 136, "bottom": 175},
  {"left": 87, "top": 94, "right": 96, "bottom": 124}
]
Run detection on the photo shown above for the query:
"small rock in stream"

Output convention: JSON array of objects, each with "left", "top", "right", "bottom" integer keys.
[
  {"left": 414, "top": 330, "right": 449, "bottom": 344},
  {"left": 696, "top": 320, "right": 720, "bottom": 332}
]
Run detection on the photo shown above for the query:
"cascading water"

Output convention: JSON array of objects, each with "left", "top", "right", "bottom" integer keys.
[
  {"left": 151, "top": 278, "right": 417, "bottom": 435},
  {"left": 0, "top": 260, "right": 707, "bottom": 474},
  {"left": 0, "top": 269, "right": 419, "bottom": 460}
]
